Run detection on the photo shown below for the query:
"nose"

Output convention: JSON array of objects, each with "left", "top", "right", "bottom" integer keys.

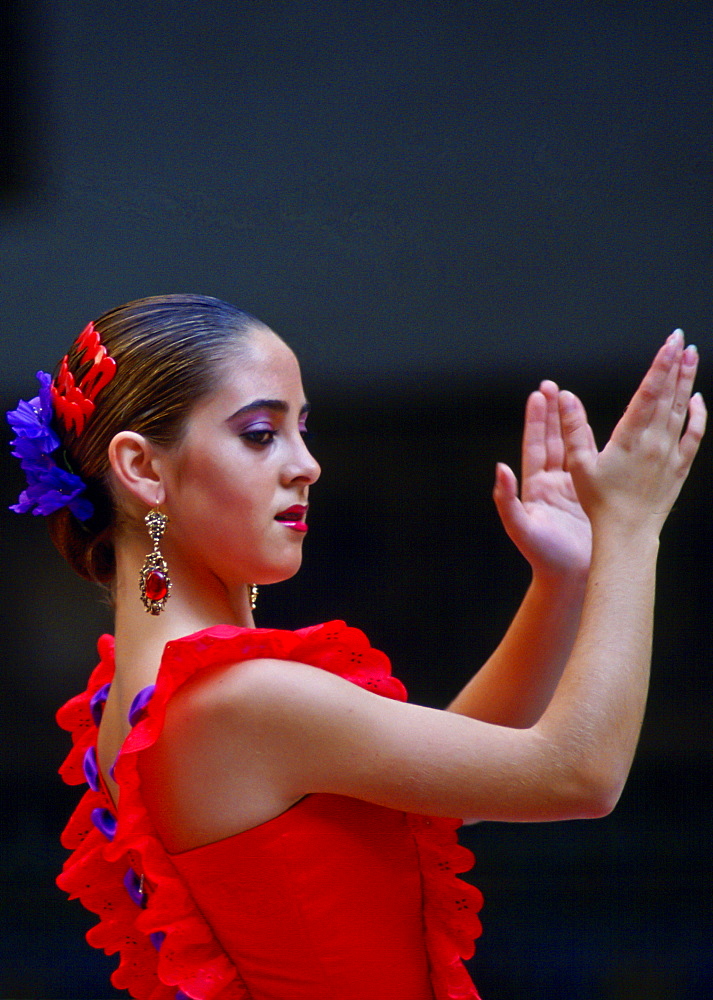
[{"left": 283, "top": 434, "right": 321, "bottom": 486}]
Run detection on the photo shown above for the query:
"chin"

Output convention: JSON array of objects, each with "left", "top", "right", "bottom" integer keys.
[{"left": 256, "top": 557, "right": 304, "bottom": 587}]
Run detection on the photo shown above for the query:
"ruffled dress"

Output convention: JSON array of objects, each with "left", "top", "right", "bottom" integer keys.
[{"left": 57, "top": 621, "right": 484, "bottom": 1000}]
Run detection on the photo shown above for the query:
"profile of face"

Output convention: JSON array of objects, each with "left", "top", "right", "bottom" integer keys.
[{"left": 155, "top": 324, "right": 321, "bottom": 596}]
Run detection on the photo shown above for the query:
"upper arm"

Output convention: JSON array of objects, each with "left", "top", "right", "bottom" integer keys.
[{"left": 199, "top": 657, "right": 613, "bottom": 824}]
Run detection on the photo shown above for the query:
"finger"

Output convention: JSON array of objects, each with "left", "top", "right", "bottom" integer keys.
[
  {"left": 539, "top": 380, "right": 565, "bottom": 470},
  {"left": 586, "top": 421, "right": 597, "bottom": 452},
  {"left": 558, "top": 390, "right": 596, "bottom": 476},
  {"left": 561, "top": 419, "right": 596, "bottom": 474},
  {"left": 493, "top": 462, "right": 529, "bottom": 538},
  {"left": 677, "top": 392, "right": 707, "bottom": 468},
  {"left": 493, "top": 461, "right": 518, "bottom": 504},
  {"left": 657, "top": 331, "right": 688, "bottom": 425},
  {"left": 669, "top": 344, "right": 699, "bottom": 435},
  {"left": 521, "top": 390, "right": 547, "bottom": 484},
  {"left": 614, "top": 330, "right": 684, "bottom": 445}
]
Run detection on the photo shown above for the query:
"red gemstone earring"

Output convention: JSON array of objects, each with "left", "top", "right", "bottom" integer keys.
[{"left": 139, "top": 508, "right": 171, "bottom": 615}]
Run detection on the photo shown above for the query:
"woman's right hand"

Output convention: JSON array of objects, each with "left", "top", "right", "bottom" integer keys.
[{"left": 557, "top": 330, "right": 706, "bottom": 537}]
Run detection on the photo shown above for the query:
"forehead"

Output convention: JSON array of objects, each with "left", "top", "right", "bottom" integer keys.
[
  {"left": 205, "top": 326, "right": 305, "bottom": 412},
  {"left": 241, "top": 325, "right": 301, "bottom": 379}
]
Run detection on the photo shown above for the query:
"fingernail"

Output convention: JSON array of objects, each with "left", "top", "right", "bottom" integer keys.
[
  {"left": 683, "top": 345, "right": 698, "bottom": 365},
  {"left": 664, "top": 329, "right": 683, "bottom": 358}
]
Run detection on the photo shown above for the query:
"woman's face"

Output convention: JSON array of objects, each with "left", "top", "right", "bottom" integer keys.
[{"left": 158, "top": 325, "right": 320, "bottom": 595}]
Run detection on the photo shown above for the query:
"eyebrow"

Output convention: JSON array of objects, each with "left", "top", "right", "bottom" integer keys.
[{"left": 228, "top": 398, "right": 311, "bottom": 420}]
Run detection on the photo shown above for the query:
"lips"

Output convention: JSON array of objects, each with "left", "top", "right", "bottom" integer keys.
[{"left": 274, "top": 504, "right": 309, "bottom": 533}]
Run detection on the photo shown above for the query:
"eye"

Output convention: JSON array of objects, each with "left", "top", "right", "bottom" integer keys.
[
  {"left": 299, "top": 413, "right": 313, "bottom": 442},
  {"left": 241, "top": 429, "right": 276, "bottom": 446}
]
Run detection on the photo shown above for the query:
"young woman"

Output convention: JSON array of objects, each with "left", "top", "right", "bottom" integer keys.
[{"left": 8, "top": 294, "right": 705, "bottom": 1000}]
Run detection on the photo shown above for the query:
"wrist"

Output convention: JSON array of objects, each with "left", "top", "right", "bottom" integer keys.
[
  {"left": 531, "top": 560, "right": 589, "bottom": 593},
  {"left": 590, "top": 516, "right": 661, "bottom": 559},
  {"left": 530, "top": 564, "right": 588, "bottom": 606}
]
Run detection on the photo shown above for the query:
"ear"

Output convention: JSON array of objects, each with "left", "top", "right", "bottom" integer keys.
[{"left": 108, "top": 431, "right": 166, "bottom": 508}]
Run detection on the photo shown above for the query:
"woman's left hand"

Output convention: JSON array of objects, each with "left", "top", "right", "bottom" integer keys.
[{"left": 493, "top": 380, "right": 592, "bottom": 581}]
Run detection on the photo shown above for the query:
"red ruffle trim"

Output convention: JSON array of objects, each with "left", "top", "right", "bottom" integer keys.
[{"left": 56, "top": 622, "right": 482, "bottom": 1000}]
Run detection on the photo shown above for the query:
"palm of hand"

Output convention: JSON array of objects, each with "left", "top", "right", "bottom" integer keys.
[
  {"left": 494, "top": 381, "right": 592, "bottom": 580},
  {"left": 517, "top": 467, "right": 592, "bottom": 577}
]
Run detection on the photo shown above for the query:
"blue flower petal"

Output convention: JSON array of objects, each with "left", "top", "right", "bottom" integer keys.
[
  {"left": 68, "top": 494, "right": 94, "bottom": 521},
  {"left": 6, "top": 373, "right": 94, "bottom": 520}
]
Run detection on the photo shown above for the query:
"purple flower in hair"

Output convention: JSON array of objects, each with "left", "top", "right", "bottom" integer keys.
[
  {"left": 7, "top": 372, "right": 60, "bottom": 457},
  {"left": 6, "top": 371, "right": 94, "bottom": 521}
]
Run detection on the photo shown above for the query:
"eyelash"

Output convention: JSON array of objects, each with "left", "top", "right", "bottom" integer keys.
[{"left": 240, "top": 429, "right": 313, "bottom": 447}]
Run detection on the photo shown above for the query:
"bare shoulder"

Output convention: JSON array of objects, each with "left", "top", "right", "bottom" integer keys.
[
  {"left": 162, "top": 654, "right": 390, "bottom": 775},
  {"left": 168, "top": 655, "right": 357, "bottom": 725},
  {"left": 137, "top": 656, "right": 355, "bottom": 851}
]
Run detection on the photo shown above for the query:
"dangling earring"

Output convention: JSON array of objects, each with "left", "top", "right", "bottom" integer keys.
[
  {"left": 139, "top": 508, "right": 171, "bottom": 615},
  {"left": 249, "top": 584, "right": 258, "bottom": 611}
]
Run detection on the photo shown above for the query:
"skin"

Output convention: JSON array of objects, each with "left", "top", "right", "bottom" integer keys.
[
  {"left": 97, "top": 325, "right": 320, "bottom": 798},
  {"left": 98, "top": 326, "right": 705, "bottom": 853}
]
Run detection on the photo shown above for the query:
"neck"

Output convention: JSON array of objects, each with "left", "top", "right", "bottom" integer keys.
[{"left": 111, "top": 531, "right": 254, "bottom": 688}]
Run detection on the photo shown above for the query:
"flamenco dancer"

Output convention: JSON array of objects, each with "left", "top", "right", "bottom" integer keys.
[{"left": 8, "top": 295, "right": 705, "bottom": 1000}]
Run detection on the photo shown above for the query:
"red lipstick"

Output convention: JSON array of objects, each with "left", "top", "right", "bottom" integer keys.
[{"left": 274, "top": 504, "right": 309, "bottom": 533}]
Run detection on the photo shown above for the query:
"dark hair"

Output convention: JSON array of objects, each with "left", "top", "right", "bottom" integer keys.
[{"left": 47, "top": 293, "right": 257, "bottom": 583}]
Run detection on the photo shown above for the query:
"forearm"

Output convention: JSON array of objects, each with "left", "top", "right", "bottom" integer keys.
[
  {"left": 532, "top": 525, "right": 658, "bottom": 809},
  {"left": 448, "top": 568, "right": 587, "bottom": 727}
]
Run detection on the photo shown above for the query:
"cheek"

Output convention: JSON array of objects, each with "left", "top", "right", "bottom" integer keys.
[
  {"left": 167, "top": 435, "right": 276, "bottom": 533},
  {"left": 185, "top": 456, "right": 267, "bottom": 521}
]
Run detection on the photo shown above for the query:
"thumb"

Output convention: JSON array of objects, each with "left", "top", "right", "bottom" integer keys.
[{"left": 493, "top": 462, "right": 528, "bottom": 538}]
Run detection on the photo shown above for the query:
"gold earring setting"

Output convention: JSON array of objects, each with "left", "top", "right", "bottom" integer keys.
[{"left": 139, "top": 508, "right": 171, "bottom": 615}]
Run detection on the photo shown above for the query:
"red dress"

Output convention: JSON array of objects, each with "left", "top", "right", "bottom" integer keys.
[{"left": 57, "top": 622, "right": 483, "bottom": 1000}]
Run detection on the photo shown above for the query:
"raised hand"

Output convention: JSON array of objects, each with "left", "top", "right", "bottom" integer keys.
[
  {"left": 558, "top": 330, "right": 706, "bottom": 536},
  {"left": 494, "top": 379, "right": 592, "bottom": 581}
]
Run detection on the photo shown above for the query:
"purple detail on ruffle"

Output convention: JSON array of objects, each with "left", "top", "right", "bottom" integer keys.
[
  {"left": 91, "top": 807, "right": 117, "bottom": 840},
  {"left": 129, "top": 684, "right": 155, "bottom": 727},
  {"left": 123, "top": 868, "right": 146, "bottom": 908},
  {"left": 89, "top": 682, "right": 111, "bottom": 727},
  {"left": 83, "top": 745, "right": 100, "bottom": 792},
  {"left": 175, "top": 991, "right": 191, "bottom": 1000},
  {"left": 150, "top": 931, "right": 165, "bottom": 951}
]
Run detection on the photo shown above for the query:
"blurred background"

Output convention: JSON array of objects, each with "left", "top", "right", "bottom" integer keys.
[{"left": 1, "top": 2, "right": 711, "bottom": 997}]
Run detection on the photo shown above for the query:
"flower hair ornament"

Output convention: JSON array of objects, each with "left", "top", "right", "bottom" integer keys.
[
  {"left": 6, "top": 322, "right": 117, "bottom": 520},
  {"left": 52, "top": 321, "right": 117, "bottom": 436}
]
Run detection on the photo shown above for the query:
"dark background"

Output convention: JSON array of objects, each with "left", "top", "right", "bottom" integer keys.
[{"left": 1, "top": 2, "right": 711, "bottom": 997}]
